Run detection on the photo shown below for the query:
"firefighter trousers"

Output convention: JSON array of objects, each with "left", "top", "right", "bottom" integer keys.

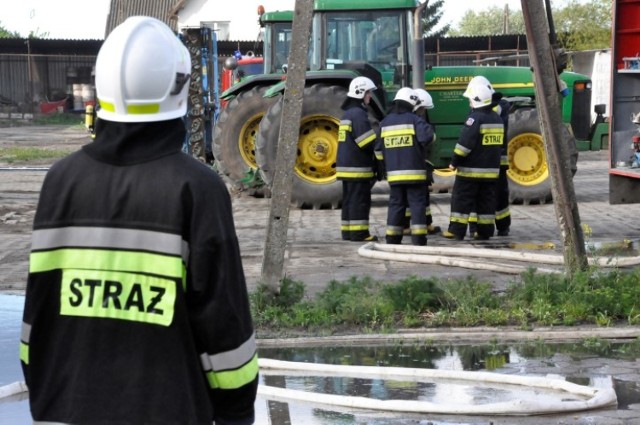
[
  {"left": 469, "top": 167, "right": 511, "bottom": 234},
  {"left": 341, "top": 180, "right": 373, "bottom": 241},
  {"left": 495, "top": 166, "right": 511, "bottom": 232},
  {"left": 448, "top": 178, "right": 497, "bottom": 239},
  {"left": 386, "top": 183, "right": 427, "bottom": 245}
]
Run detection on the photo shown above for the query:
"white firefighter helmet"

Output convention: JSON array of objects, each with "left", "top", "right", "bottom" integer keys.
[
  {"left": 413, "top": 88, "right": 434, "bottom": 111},
  {"left": 463, "top": 82, "right": 494, "bottom": 109},
  {"left": 394, "top": 87, "right": 419, "bottom": 107},
  {"left": 464, "top": 75, "right": 496, "bottom": 97},
  {"left": 95, "top": 16, "right": 191, "bottom": 123},
  {"left": 347, "top": 76, "right": 376, "bottom": 99}
]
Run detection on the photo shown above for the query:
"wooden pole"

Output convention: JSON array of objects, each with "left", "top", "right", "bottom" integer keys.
[
  {"left": 260, "top": 0, "right": 314, "bottom": 292},
  {"left": 520, "top": 0, "right": 588, "bottom": 274}
]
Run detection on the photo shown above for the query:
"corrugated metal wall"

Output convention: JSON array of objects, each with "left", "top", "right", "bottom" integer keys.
[{"left": 0, "top": 54, "right": 97, "bottom": 110}]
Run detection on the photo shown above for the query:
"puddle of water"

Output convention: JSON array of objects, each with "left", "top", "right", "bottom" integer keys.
[{"left": 2, "top": 295, "right": 640, "bottom": 424}]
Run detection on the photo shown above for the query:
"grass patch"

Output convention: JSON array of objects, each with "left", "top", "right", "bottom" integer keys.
[
  {"left": 0, "top": 146, "right": 73, "bottom": 164},
  {"left": 251, "top": 268, "right": 640, "bottom": 336}
]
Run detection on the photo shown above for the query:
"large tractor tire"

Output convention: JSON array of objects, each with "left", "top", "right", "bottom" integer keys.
[
  {"left": 212, "top": 86, "right": 280, "bottom": 183},
  {"left": 255, "top": 84, "right": 346, "bottom": 209},
  {"left": 506, "top": 108, "right": 578, "bottom": 205}
]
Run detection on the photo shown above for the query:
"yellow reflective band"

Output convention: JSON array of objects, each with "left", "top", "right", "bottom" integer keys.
[
  {"left": 477, "top": 217, "right": 495, "bottom": 224},
  {"left": 386, "top": 229, "right": 403, "bottom": 236},
  {"left": 99, "top": 100, "right": 115, "bottom": 112},
  {"left": 98, "top": 101, "right": 160, "bottom": 115},
  {"left": 127, "top": 103, "right": 161, "bottom": 114},
  {"left": 20, "top": 342, "right": 29, "bottom": 365},
  {"left": 336, "top": 171, "right": 374, "bottom": 178},
  {"left": 347, "top": 224, "right": 369, "bottom": 231},
  {"left": 387, "top": 174, "right": 426, "bottom": 182},
  {"left": 357, "top": 133, "right": 376, "bottom": 148},
  {"left": 30, "top": 249, "right": 184, "bottom": 279},
  {"left": 411, "top": 229, "right": 427, "bottom": 235},
  {"left": 496, "top": 209, "right": 511, "bottom": 220},
  {"left": 454, "top": 147, "right": 468, "bottom": 156},
  {"left": 206, "top": 353, "right": 259, "bottom": 389},
  {"left": 60, "top": 269, "right": 176, "bottom": 326},
  {"left": 381, "top": 128, "right": 415, "bottom": 137},
  {"left": 456, "top": 171, "right": 499, "bottom": 178},
  {"left": 450, "top": 216, "right": 469, "bottom": 224}
]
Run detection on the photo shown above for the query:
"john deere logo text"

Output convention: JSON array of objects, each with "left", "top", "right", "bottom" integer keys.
[
  {"left": 60, "top": 269, "right": 176, "bottom": 326},
  {"left": 428, "top": 76, "right": 474, "bottom": 85}
]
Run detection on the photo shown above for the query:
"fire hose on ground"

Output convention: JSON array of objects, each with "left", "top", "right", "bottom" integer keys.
[
  {"left": 258, "top": 358, "right": 617, "bottom": 415},
  {"left": 2, "top": 358, "right": 617, "bottom": 415},
  {"left": 357, "top": 242, "right": 640, "bottom": 274}
]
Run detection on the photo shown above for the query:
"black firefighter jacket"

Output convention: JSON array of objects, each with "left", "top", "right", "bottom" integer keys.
[
  {"left": 337, "top": 99, "right": 377, "bottom": 180},
  {"left": 375, "top": 104, "right": 434, "bottom": 185},
  {"left": 21, "top": 118, "right": 258, "bottom": 425},
  {"left": 451, "top": 107, "right": 504, "bottom": 180}
]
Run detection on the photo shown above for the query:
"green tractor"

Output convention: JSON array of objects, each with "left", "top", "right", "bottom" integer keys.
[
  {"left": 212, "top": 9, "right": 293, "bottom": 184},
  {"left": 234, "top": 0, "right": 608, "bottom": 208}
]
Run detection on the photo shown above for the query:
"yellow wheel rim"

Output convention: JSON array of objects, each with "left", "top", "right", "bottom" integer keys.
[
  {"left": 506, "top": 132, "right": 549, "bottom": 186},
  {"left": 294, "top": 114, "right": 339, "bottom": 184},
  {"left": 238, "top": 112, "right": 263, "bottom": 169}
]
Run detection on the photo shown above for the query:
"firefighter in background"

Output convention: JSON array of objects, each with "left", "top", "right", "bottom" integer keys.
[
  {"left": 413, "top": 88, "right": 441, "bottom": 235},
  {"left": 443, "top": 80, "right": 504, "bottom": 240},
  {"left": 466, "top": 76, "right": 512, "bottom": 236},
  {"left": 375, "top": 87, "right": 435, "bottom": 246},
  {"left": 21, "top": 17, "right": 258, "bottom": 425},
  {"left": 492, "top": 90, "right": 512, "bottom": 235},
  {"left": 337, "top": 76, "right": 379, "bottom": 242}
]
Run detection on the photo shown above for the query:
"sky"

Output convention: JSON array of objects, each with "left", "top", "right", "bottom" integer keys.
[{"left": 1, "top": 0, "right": 534, "bottom": 40}]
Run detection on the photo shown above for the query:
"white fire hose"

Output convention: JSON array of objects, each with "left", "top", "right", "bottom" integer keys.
[
  {"left": 358, "top": 242, "right": 640, "bottom": 274},
  {"left": 258, "top": 358, "right": 617, "bottom": 415},
  {"left": 1, "top": 360, "right": 618, "bottom": 416}
]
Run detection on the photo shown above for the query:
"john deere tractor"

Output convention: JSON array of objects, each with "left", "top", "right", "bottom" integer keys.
[
  {"left": 212, "top": 9, "right": 293, "bottom": 184},
  {"left": 229, "top": 0, "right": 607, "bottom": 208}
]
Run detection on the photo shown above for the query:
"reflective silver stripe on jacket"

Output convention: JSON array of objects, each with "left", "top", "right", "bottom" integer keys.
[
  {"left": 200, "top": 333, "right": 257, "bottom": 372},
  {"left": 381, "top": 123, "right": 415, "bottom": 135},
  {"left": 31, "top": 227, "right": 189, "bottom": 263},
  {"left": 22, "top": 322, "right": 31, "bottom": 343},
  {"left": 356, "top": 129, "right": 376, "bottom": 147},
  {"left": 336, "top": 166, "right": 373, "bottom": 173}
]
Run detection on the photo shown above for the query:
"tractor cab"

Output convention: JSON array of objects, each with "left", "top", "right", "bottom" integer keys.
[
  {"left": 308, "top": 1, "right": 416, "bottom": 112},
  {"left": 261, "top": 10, "right": 294, "bottom": 74}
]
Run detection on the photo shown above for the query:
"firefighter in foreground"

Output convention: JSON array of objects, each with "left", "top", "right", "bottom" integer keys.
[
  {"left": 337, "top": 76, "right": 379, "bottom": 242},
  {"left": 443, "top": 80, "right": 504, "bottom": 241},
  {"left": 376, "top": 87, "right": 435, "bottom": 245},
  {"left": 20, "top": 17, "right": 258, "bottom": 425}
]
